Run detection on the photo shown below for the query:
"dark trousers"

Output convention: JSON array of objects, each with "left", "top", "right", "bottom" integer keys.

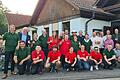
[
  {"left": 4, "top": 51, "right": 15, "bottom": 74},
  {"left": 17, "top": 60, "right": 31, "bottom": 75},
  {"left": 31, "top": 62, "right": 43, "bottom": 74},
  {"left": 89, "top": 60, "right": 97, "bottom": 66},
  {"left": 64, "top": 62, "right": 77, "bottom": 70},
  {"left": 50, "top": 62, "right": 61, "bottom": 72},
  {"left": 60, "top": 55, "right": 65, "bottom": 69},
  {"left": 42, "top": 47, "right": 48, "bottom": 58},
  {"left": 100, "top": 48, "right": 104, "bottom": 55},
  {"left": 103, "top": 59, "right": 116, "bottom": 69},
  {"left": 89, "top": 59, "right": 103, "bottom": 68}
]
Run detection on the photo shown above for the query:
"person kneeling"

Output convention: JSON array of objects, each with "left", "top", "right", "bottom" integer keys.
[
  {"left": 89, "top": 47, "right": 102, "bottom": 71},
  {"left": 114, "top": 43, "right": 120, "bottom": 65},
  {"left": 103, "top": 45, "right": 116, "bottom": 70},
  {"left": 14, "top": 41, "right": 31, "bottom": 75},
  {"left": 45, "top": 46, "right": 61, "bottom": 72},
  {"left": 77, "top": 45, "right": 90, "bottom": 71},
  {"left": 31, "top": 46, "right": 44, "bottom": 74},
  {"left": 64, "top": 46, "right": 77, "bottom": 71}
]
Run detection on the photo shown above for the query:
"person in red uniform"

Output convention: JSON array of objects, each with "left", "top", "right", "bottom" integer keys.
[
  {"left": 64, "top": 46, "right": 77, "bottom": 71},
  {"left": 89, "top": 47, "right": 102, "bottom": 71},
  {"left": 47, "top": 31, "right": 60, "bottom": 50},
  {"left": 59, "top": 35, "right": 71, "bottom": 69},
  {"left": 31, "top": 46, "right": 44, "bottom": 74},
  {"left": 45, "top": 46, "right": 61, "bottom": 72},
  {"left": 77, "top": 45, "right": 90, "bottom": 71}
]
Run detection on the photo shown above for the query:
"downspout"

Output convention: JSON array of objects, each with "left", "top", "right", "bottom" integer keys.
[
  {"left": 85, "top": 11, "right": 95, "bottom": 34},
  {"left": 85, "top": 0, "right": 100, "bottom": 34}
]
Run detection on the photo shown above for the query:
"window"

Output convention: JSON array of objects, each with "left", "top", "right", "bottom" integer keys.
[{"left": 62, "top": 21, "right": 70, "bottom": 34}]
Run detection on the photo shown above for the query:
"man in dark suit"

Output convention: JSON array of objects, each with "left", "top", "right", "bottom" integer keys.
[{"left": 19, "top": 27, "right": 31, "bottom": 46}]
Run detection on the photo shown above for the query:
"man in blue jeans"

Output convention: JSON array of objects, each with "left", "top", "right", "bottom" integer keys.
[{"left": 77, "top": 45, "right": 90, "bottom": 71}]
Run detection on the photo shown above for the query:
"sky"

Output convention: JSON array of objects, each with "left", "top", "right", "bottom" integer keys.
[{"left": 1, "top": 0, "right": 39, "bottom": 15}]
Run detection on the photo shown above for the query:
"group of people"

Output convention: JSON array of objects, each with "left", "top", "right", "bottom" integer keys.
[{"left": 0, "top": 24, "right": 120, "bottom": 79}]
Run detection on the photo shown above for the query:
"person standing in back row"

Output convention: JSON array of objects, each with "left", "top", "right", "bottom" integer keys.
[
  {"left": 39, "top": 29, "right": 48, "bottom": 57},
  {"left": 19, "top": 27, "right": 31, "bottom": 46},
  {"left": 47, "top": 31, "right": 60, "bottom": 50},
  {"left": 82, "top": 34, "right": 92, "bottom": 53},
  {"left": 2, "top": 25, "right": 19, "bottom": 79}
]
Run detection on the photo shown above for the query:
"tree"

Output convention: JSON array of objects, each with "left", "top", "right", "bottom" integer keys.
[{"left": 0, "top": 0, "right": 10, "bottom": 35}]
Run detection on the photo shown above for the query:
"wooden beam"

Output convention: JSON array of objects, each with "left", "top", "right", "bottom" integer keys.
[
  {"left": 30, "top": 0, "right": 47, "bottom": 25},
  {"left": 103, "top": 3, "right": 120, "bottom": 11}
]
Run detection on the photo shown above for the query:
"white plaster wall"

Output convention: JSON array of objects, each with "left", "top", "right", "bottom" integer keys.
[
  {"left": 70, "top": 17, "right": 111, "bottom": 37},
  {"left": 36, "top": 25, "right": 44, "bottom": 37}
]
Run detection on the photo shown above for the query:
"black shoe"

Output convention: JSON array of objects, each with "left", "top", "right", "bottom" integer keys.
[
  {"left": 108, "top": 67, "right": 113, "bottom": 70},
  {"left": 25, "top": 72, "right": 30, "bottom": 75},
  {"left": 104, "top": 66, "right": 108, "bottom": 69},
  {"left": 50, "top": 68, "right": 55, "bottom": 72},
  {"left": 72, "top": 68, "right": 75, "bottom": 71}
]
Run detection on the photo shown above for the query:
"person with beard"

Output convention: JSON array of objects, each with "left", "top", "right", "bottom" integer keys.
[
  {"left": 14, "top": 41, "right": 31, "bottom": 75},
  {"left": 45, "top": 46, "right": 61, "bottom": 72}
]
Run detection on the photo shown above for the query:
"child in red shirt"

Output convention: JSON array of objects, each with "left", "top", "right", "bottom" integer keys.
[
  {"left": 45, "top": 46, "right": 61, "bottom": 72},
  {"left": 89, "top": 47, "right": 102, "bottom": 71},
  {"left": 31, "top": 46, "right": 45, "bottom": 74},
  {"left": 77, "top": 45, "right": 90, "bottom": 71},
  {"left": 64, "top": 46, "right": 77, "bottom": 71}
]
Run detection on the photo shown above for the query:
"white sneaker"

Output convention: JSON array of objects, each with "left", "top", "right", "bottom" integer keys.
[
  {"left": 90, "top": 66, "right": 93, "bottom": 71},
  {"left": 95, "top": 65, "right": 99, "bottom": 70},
  {"left": 66, "top": 69, "right": 69, "bottom": 72}
]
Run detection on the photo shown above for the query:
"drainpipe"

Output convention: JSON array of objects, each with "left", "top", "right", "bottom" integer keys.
[
  {"left": 85, "top": 0, "right": 100, "bottom": 34},
  {"left": 85, "top": 8, "right": 96, "bottom": 34}
]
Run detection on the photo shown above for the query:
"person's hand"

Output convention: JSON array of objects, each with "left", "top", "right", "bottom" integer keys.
[
  {"left": 67, "top": 61, "right": 70, "bottom": 64},
  {"left": 71, "top": 64, "right": 75, "bottom": 67},
  {"left": 33, "top": 61, "right": 37, "bottom": 64},
  {"left": 107, "top": 59, "right": 110, "bottom": 62},
  {"left": 117, "top": 57, "right": 120, "bottom": 62},
  {"left": 36, "top": 57, "right": 39, "bottom": 60},
  {"left": 50, "top": 40, "right": 52, "bottom": 43},
  {"left": 32, "top": 41, "right": 35, "bottom": 44},
  {"left": 52, "top": 60, "right": 56, "bottom": 64},
  {"left": 83, "top": 58, "right": 87, "bottom": 62},
  {"left": 14, "top": 59, "right": 18, "bottom": 64},
  {"left": 94, "top": 60, "right": 98, "bottom": 64},
  {"left": 107, "top": 61, "right": 111, "bottom": 65},
  {"left": 28, "top": 40, "right": 30, "bottom": 44},
  {"left": 97, "top": 62, "right": 100, "bottom": 65},
  {"left": 19, "top": 60, "right": 24, "bottom": 65},
  {"left": 16, "top": 46, "right": 19, "bottom": 50}
]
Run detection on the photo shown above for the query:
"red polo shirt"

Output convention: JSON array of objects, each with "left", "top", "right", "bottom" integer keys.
[
  {"left": 31, "top": 50, "right": 45, "bottom": 61},
  {"left": 47, "top": 36, "right": 60, "bottom": 50},
  {"left": 48, "top": 50, "right": 61, "bottom": 62},
  {"left": 60, "top": 40, "right": 71, "bottom": 55},
  {"left": 65, "top": 52, "right": 76, "bottom": 63},
  {"left": 77, "top": 50, "right": 89, "bottom": 58},
  {"left": 90, "top": 51, "right": 102, "bottom": 61}
]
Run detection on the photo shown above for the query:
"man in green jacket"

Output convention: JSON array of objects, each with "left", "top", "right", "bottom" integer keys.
[
  {"left": 14, "top": 41, "right": 31, "bottom": 75},
  {"left": 2, "top": 25, "right": 19, "bottom": 79},
  {"left": 39, "top": 29, "right": 48, "bottom": 57}
]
